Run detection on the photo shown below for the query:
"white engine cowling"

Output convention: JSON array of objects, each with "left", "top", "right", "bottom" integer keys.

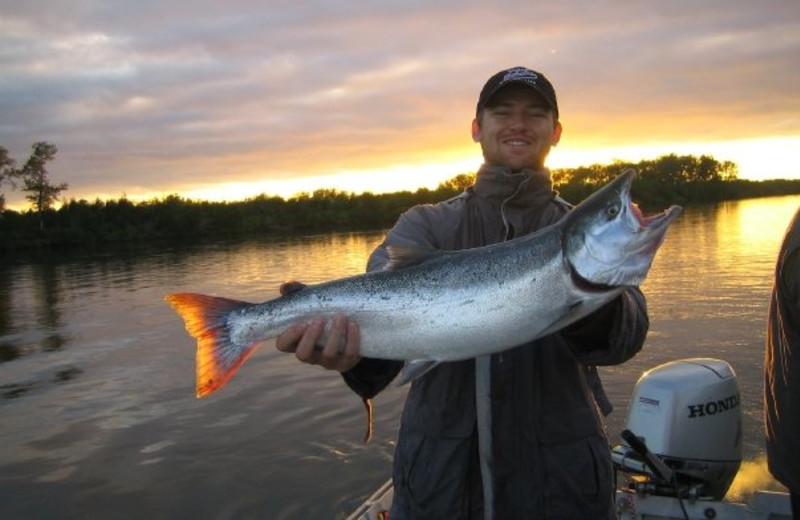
[{"left": 612, "top": 358, "right": 743, "bottom": 499}]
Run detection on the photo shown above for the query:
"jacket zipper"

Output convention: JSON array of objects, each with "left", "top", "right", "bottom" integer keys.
[{"left": 500, "top": 174, "right": 530, "bottom": 241}]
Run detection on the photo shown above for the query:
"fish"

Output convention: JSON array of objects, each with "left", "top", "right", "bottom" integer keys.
[{"left": 166, "top": 170, "right": 681, "bottom": 401}]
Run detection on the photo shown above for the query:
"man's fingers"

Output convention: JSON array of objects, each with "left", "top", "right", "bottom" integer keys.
[
  {"left": 321, "top": 316, "right": 347, "bottom": 361},
  {"left": 340, "top": 321, "right": 362, "bottom": 371},
  {"left": 277, "top": 316, "right": 361, "bottom": 372},
  {"left": 295, "top": 319, "right": 324, "bottom": 363},
  {"left": 275, "top": 322, "right": 308, "bottom": 353},
  {"left": 322, "top": 318, "right": 361, "bottom": 371}
]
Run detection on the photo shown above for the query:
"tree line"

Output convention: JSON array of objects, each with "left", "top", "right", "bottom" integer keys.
[
  {"left": 1, "top": 144, "right": 799, "bottom": 253},
  {"left": 1, "top": 143, "right": 68, "bottom": 228}
]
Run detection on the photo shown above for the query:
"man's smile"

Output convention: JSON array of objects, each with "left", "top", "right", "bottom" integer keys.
[{"left": 502, "top": 137, "right": 532, "bottom": 147}]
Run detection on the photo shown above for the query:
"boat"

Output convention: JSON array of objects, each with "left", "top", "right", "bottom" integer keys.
[
  {"left": 347, "top": 358, "right": 792, "bottom": 520},
  {"left": 346, "top": 478, "right": 392, "bottom": 520}
]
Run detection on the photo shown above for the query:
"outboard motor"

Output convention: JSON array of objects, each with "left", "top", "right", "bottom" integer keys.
[{"left": 612, "top": 358, "right": 743, "bottom": 500}]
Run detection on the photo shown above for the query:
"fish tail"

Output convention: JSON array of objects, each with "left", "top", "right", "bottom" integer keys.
[{"left": 165, "top": 293, "right": 256, "bottom": 398}]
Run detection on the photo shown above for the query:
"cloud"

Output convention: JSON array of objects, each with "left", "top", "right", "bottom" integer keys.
[{"left": 1, "top": 0, "right": 798, "bottom": 206}]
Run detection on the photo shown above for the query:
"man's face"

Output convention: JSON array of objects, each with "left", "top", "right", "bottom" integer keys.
[{"left": 471, "top": 84, "right": 562, "bottom": 171}]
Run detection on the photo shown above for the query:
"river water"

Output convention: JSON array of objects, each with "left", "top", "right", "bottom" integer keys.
[{"left": 1, "top": 195, "right": 798, "bottom": 519}]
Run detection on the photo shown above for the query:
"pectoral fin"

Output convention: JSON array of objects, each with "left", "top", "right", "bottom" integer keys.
[
  {"left": 396, "top": 359, "right": 440, "bottom": 386},
  {"left": 535, "top": 301, "right": 586, "bottom": 339}
]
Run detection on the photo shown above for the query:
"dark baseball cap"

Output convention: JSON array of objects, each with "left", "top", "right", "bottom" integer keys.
[{"left": 476, "top": 67, "right": 558, "bottom": 118}]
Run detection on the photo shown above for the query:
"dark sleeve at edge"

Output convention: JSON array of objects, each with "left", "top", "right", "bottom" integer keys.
[
  {"left": 563, "top": 287, "right": 649, "bottom": 366},
  {"left": 341, "top": 358, "right": 404, "bottom": 399}
]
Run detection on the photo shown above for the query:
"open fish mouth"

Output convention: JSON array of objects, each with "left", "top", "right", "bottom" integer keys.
[
  {"left": 612, "top": 170, "right": 682, "bottom": 233},
  {"left": 638, "top": 205, "right": 683, "bottom": 230},
  {"left": 632, "top": 205, "right": 683, "bottom": 257}
]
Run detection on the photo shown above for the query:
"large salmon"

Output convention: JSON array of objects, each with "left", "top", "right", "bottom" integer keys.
[{"left": 166, "top": 171, "right": 681, "bottom": 398}]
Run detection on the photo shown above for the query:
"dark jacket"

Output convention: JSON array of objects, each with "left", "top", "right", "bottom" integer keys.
[
  {"left": 765, "top": 206, "right": 800, "bottom": 494},
  {"left": 343, "top": 166, "right": 649, "bottom": 519}
]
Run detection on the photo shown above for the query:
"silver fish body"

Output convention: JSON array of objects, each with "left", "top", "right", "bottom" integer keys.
[
  {"left": 234, "top": 227, "right": 590, "bottom": 361},
  {"left": 167, "top": 170, "right": 681, "bottom": 397}
]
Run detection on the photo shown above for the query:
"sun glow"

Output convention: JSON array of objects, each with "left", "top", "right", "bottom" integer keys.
[
  {"left": 5, "top": 136, "right": 798, "bottom": 213},
  {"left": 177, "top": 135, "right": 800, "bottom": 205},
  {"left": 180, "top": 156, "right": 484, "bottom": 203},
  {"left": 550, "top": 136, "right": 800, "bottom": 181}
]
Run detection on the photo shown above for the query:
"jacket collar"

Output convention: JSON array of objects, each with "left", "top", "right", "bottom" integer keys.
[{"left": 472, "top": 164, "right": 554, "bottom": 208}]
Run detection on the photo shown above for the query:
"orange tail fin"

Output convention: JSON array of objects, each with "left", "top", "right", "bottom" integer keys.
[{"left": 165, "top": 293, "right": 256, "bottom": 398}]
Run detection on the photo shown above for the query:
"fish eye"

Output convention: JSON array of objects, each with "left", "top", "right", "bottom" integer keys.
[{"left": 607, "top": 205, "right": 620, "bottom": 217}]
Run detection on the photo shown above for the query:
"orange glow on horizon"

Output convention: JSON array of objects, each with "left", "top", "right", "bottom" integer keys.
[
  {"left": 4, "top": 135, "right": 798, "bottom": 211},
  {"left": 549, "top": 136, "right": 800, "bottom": 182},
  {"left": 173, "top": 135, "right": 800, "bottom": 204}
]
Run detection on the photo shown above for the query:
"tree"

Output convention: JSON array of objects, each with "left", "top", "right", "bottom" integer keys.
[
  {"left": 20, "top": 142, "right": 68, "bottom": 229},
  {"left": 0, "top": 146, "right": 20, "bottom": 211},
  {"left": 436, "top": 173, "right": 476, "bottom": 192}
]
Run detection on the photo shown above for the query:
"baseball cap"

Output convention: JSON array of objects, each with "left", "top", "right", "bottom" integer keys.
[{"left": 476, "top": 67, "right": 558, "bottom": 118}]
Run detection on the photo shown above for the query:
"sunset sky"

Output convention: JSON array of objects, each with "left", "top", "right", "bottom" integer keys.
[{"left": 1, "top": 0, "right": 798, "bottom": 209}]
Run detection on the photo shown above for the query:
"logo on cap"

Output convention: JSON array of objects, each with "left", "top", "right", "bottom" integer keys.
[{"left": 503, "top": 67, "right": 538, "bottom": 84}]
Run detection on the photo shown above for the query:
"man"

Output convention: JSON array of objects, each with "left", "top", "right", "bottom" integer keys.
[
  {"left": 277, "top": 67, "right": 649, "bottom": 519},
  {"left": 765, "top": 207, "right": 800, "bottom": 518}
]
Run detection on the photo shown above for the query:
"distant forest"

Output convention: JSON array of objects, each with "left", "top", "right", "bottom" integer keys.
[{"left": 2, "top": 153, "right": 800, "bottom": 253}]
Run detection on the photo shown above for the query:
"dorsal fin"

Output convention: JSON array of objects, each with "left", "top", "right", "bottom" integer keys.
[{"left": 384, "top": 245, "right": 446, "bottom": 270}]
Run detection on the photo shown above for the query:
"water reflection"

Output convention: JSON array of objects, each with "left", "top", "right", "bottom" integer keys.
[
  {"left": 641, "top": 196, "right": 798, "bottom": 321},
  {"left": 0, "top": 262, "right": 19, "bottom": 362},
  {"left": 0, "top": 256, "right": 79, "bottom": 398},
  {"left": 32, "top": 262, "right": 68, "bottom": 352},
  {"left": 0, "top": 197, "right": 798, "bottom": 519}
]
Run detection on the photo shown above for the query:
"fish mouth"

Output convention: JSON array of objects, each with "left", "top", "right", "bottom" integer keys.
[
  {"left": 631, "top": 204, "right": 683, "bottom": 256},
  {"left": 637, "top": 205, "right": 683, "bottom": 229},
  {"left": 619, "top": 171, "right": 682, "bottom": 235},
  {"left": 619, "top": 171, "right": 682, "bottom": 256}
]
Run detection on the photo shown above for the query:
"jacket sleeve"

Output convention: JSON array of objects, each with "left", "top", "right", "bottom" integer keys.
[
  {"left": 561, "top": 286, "right": 649, "bottom": 366},
  {"left": 341, "top": 207, "right": 437, "bottom": 399}
]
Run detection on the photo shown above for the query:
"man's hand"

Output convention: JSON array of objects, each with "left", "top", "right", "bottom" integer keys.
[
  {"left": 276, "top": 316, "right": 361, "bottom": 372},
  {"left": 275, "top": 281, "right": 362, "bottom": 372}
]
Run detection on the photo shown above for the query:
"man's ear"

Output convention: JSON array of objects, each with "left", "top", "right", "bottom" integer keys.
[
  {"left": 551, "top": 121, "right": 563, "bottom": 146},
  {"left": 471, "top": 117, "right": 481, "bottom": 143}
]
